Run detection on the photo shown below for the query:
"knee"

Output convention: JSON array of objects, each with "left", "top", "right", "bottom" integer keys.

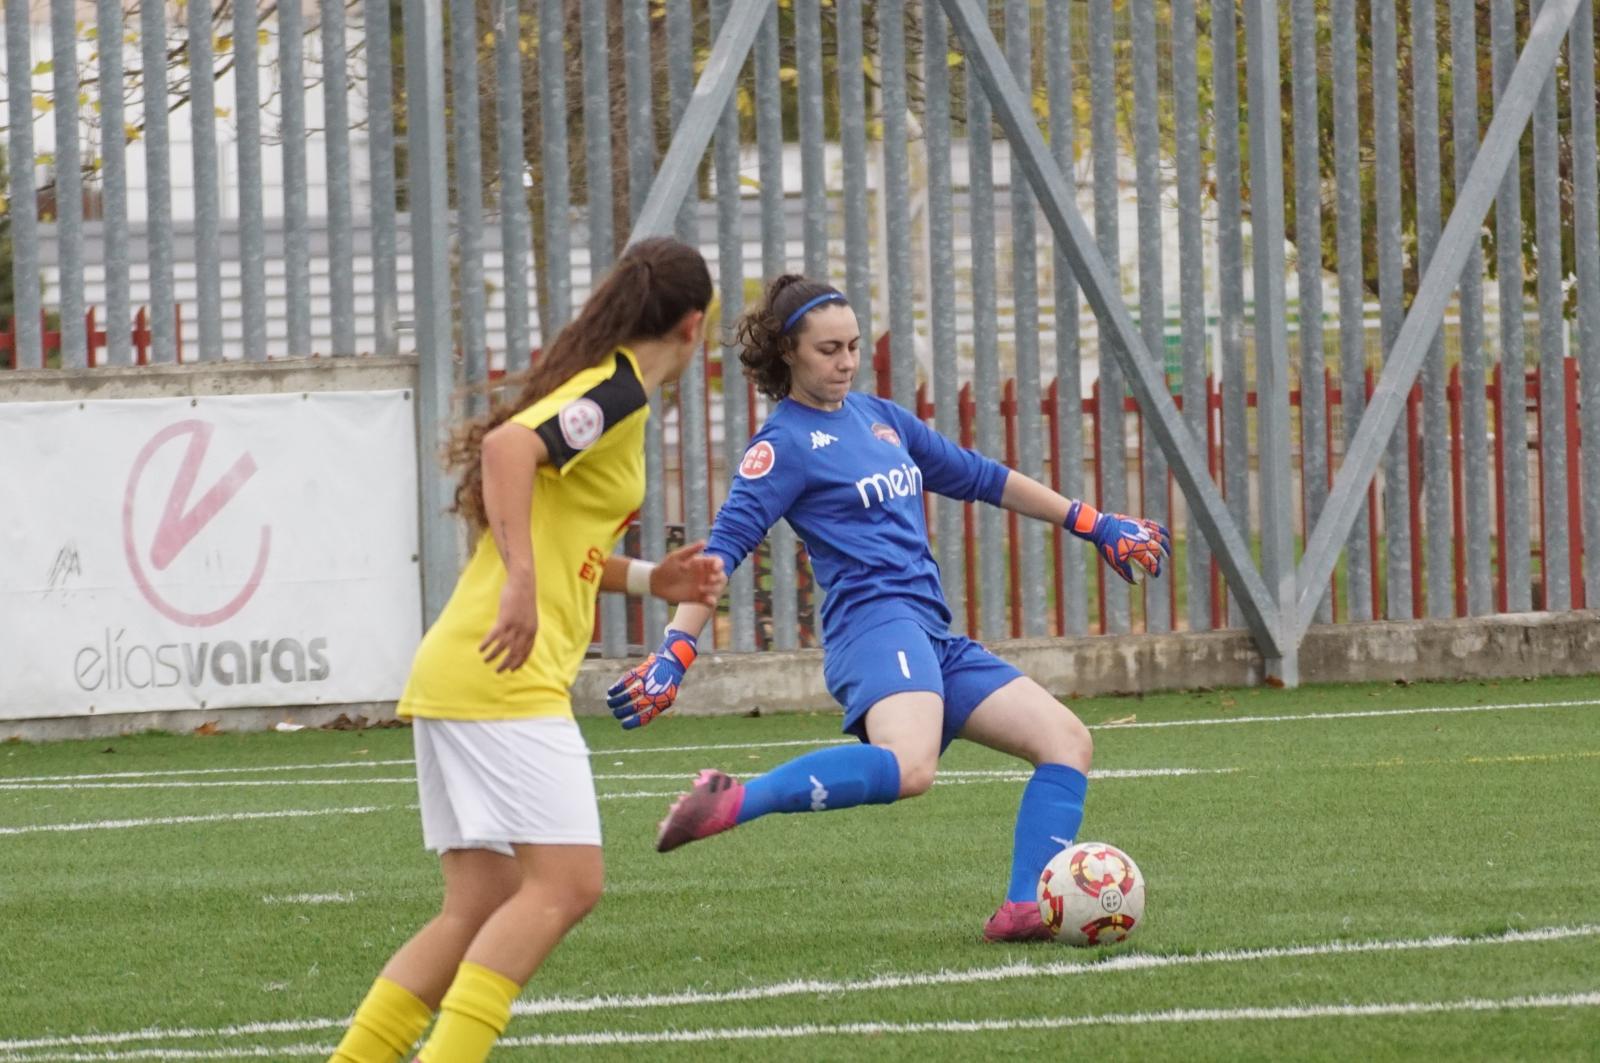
[
  {"left": 1052, "top": 713, "right": 1093, "bottom": 772},
  {"left": 891, "top": 749, "right": 939, "bottom": 798},
  {"left": 546, "top": 867, "right": 604, "bottom": 928}
]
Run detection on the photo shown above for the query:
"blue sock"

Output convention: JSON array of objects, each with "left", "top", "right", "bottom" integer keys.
[
  {"left": 1004, "top": 764, "right": 1089, "bottom": 903},
  {"left": 735, "top": 744, "right": 901, "bottom": 824}
]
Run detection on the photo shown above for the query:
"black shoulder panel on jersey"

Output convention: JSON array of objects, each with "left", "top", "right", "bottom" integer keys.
[{"left": 532, "top": 352, "right": 648, "bottom": 469}]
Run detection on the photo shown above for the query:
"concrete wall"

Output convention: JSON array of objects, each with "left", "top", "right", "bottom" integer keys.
[
  {"left": 7, "top": 611, "right": 1596, "bottom": 740},
  {"left": 1, "top": 356, "right": 418, "bottom": 403}
]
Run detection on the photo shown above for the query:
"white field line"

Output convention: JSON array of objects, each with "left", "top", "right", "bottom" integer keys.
[
  {"left": 6, "top": 990, "right": 1598, "bottom": 1061},
  {"left": 5, "top": 695, "right": 1596, "bottom": 788},
  {"left": 501, "top": 991, "right": 1600, "bottom": 1048},
  {"left": 0, "top": 766, "right": 1230, "bottom": 796},
  {"left": 2, "top": 924, "right": 1593, "bottom": 1057},
  {"left": 260, "top": 892, "right": 355, "bottom": 905},
  {"left": 1094, "top": 696, "right": 1600, "bottom": 730},
  {"left": 0, "top": 806, "right": 403, "bottom": 836}
]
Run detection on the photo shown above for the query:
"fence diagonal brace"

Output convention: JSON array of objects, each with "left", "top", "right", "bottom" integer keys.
[
  {"left": 1293, "top": 0, "right": 1583, "bottom": 639},
  {"left": 627, "top": 0, "right": 774, "bottom": 245},
  {"left": 940, "top": 0, "right": 1282, "bottom": 656}
]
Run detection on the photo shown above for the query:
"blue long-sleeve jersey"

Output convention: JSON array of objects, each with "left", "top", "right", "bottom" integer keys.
[{"left": 704, "top": 393, "right": 1010, "bottom": 650}]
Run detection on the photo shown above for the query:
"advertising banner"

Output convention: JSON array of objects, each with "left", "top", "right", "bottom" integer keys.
[{"left": 0, "top": 391, "right": 423, "bottom": 720}]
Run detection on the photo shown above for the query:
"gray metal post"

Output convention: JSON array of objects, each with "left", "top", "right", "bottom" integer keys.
[
  {"left": 50, "top": 0, "right": 84, "bottom": 367},
  {"left": 1089, "top": 0, "right": 1129, "bottom": 633},
  {"left": 1130, "top": 0, "right": 1169, "bottom": 634},
  {"left": 1531, "top": 0, "right": 1570, "bottom": 610},
  {"left": 451, "top": 0, "right": 487, "bottom": 392},
  {"left": 942, "top": 0, "right": 1283, "bottom": 658},
  {"left": 1244, "top": 0, "right": 1299, "bottom": 684},
  {"left": 1046, "top": 0, "right": 1088, "bottom": 636},
  {"left": 1450, "top": 0, "right": 1493, "bottom": 615},
  {"left": 712, "top": 0, "right": 755, "bottom": 652},
  {"left": 838, "top": 0, "right": 874, "bottom": 379},
  {"left": 967, "top": 62, "right": 1007, "bottom": 640},
  {"left": 1212, "top": 0, "right": 1250, "bottom": 629},
  {"left": 96, "top": 0, "right": 130, "bottom": 366},
  {"left": 1294, "top": 0, "right": 1584, "bottom": 636},
  {"left": 1373, "top": 0, "right": 1412, "bottom": 619},
  {"left": 1491, "top": 0, "right": 1533, "bottom": 612},
  {"left": 1291, "top": 0, "right": 1330, "bottom": 622},
  {"left": 1005, "top": 0, "right": 1048, "bottom": 636},
  {"left": 322, "top": 0, "right": 357, "bottom": 356},
  {"left": 404, "top": 0, "right": 459, "bottom": 624},
  {"left": 365, "top": 0, "right": 400, "bottom": 358},
  {"left": 926, "top": 0, "right": 965, "bottom": 632},
  {"left": 797, "top": 0, "right": 827, "bottom": 278},
  {"left": 1331, "top": 0, "right": 1372, "bottom": 619},
  {"left": 1571, "top": 1, "right": 1600, "bottom": 604},
  {"left": 283, "top": 0, "right": 311, "bottom": 358},
  {"left": 879, "top": 1, "right": 917, "bottom": 408},
  {"left": 139, "top": 0, "right": 174, "bottom": 362},
  {"left": 5, "top": 0, "right": 40, "bottom": 368},
  {"left": 186, "top": 0, "right": 221, "bottom": 364},
  {"left": 539, "top": 0, "right": 572, "bottom": 331},
  {"left": 235, "top": 0, "right": 267, "bottom": 361},
  {"left": 497, "top": 0, "right": 532, "bottom": 371}
]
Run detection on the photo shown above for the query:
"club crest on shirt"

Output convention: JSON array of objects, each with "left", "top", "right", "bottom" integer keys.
[
  {"left": 739, "top": 440, "right": 777, "bottom": 479},
  {"left": 870, "top": 422, "right": 901, "bottom": 446},
  {"left": 558, "top": 397, "right": 605, "bottom": 450}
]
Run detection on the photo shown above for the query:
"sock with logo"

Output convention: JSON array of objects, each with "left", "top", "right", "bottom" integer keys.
[
  {"left": 734, "top": 744, "right": 901, "bottom": 824},
  {"left": 1004, "top": 764, "right": 1090, "bottom": 903},
  {"left": 328, "top": 976, "right": 434, "bottom": 1063},
  {"left": 415, "top": 962, "right": 520, "bottom": 1063}
]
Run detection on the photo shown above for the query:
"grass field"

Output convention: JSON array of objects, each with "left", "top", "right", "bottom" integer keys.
[{"left": 3, "top": 676, "right": 1599, "bottom": 1061}]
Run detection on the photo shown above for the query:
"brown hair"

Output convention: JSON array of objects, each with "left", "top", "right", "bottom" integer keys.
[
  {"left": 447, "top": 236, "right": 712, "bottom": 533},
  {"left": 735, "top": 274, "right": 848, "bottom": 401}
]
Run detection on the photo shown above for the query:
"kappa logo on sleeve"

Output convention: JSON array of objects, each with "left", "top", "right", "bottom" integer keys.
[
  {"left": 558, "top": 398, "right": 605, "bottom": 451},
  {"left": 739, "top": 440, "right": 777, "bottom": 479}
]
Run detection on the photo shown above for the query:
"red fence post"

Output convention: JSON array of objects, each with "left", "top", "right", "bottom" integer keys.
[
  {"left": 1046, "top": 379, "right": 1064, "bottom": 637},
  {"left": 133, "top": 308, "right": 151, "bottom": 366},
  {"left": 0, "top": 317, "right": 13, "bottom": 370},
  {"left": 959, "top": 382, "right": 979, "bottom": 638},
  {"left": 1492, "top": 363, "right": 1507, "bottom": 612},
  {"left": 1567, "top": 357, "right": 1585, "bottom": 608},
  {"left": 1324, "top": 368, "right": 1341, "bottom": 622},
  {"left": 1450, "top": 364, "right": 1467, "bottom": 616},
  {"left": 1003, "top": 378, "right": 1021, "bottom": 638},
  {"left": 873, "top": 332, "right": 893, "bottom": 397},
  {"left": 1365, "top": 367, "right": 1383, "bottom": 615},
  {"left": 1207, "top": 375, "right": 1224, "bottom": 630},
  {"left": 1090, "top": 379, "right": 1106, "bottom": 634},
  {"left": 174, "top": 303, "right": 184, "bottom": 364},
  {"left": 1407, "top": 383, "right": 1424, "bottom": 617}
]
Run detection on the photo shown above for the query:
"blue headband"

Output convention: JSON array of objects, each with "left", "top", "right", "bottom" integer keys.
[{"left": 781, "top": 292, "right": 847, "bottom": 334}]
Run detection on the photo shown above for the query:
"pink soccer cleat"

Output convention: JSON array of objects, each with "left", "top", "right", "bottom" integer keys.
[
  {"left": 656, "top": 769, "right": 746, "bottom": 853},
  {"left": 983, "top": 900, "right": 1054, "bottom": 943}
]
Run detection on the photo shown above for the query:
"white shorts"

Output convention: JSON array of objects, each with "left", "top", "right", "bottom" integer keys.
[{"left": 413, "top": 716, "right": 602, "bottom": 854}]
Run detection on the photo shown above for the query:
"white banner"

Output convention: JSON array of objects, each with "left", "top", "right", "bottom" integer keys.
[{"left": 0, "top": 391, "right": 423, "bottom": 720}]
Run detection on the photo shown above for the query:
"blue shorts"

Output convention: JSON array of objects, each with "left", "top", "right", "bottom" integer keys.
[{"left": 823, "top": 618, "right": 1023, "bottom": 751}]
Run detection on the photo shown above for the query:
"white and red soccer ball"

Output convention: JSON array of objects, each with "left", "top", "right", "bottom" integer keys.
[{"left": 1037, "top": 841, "right": 1146, "bottom": 947}]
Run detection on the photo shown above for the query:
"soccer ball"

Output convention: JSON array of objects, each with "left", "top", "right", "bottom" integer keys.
[{"left": 1037, "top": 841, "right": 1146, "bottom": 947}]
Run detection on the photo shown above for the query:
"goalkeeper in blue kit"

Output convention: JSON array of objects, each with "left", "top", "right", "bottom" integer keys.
[{"left": 607, "top": 274, "right": 1169, "bottom": 941}]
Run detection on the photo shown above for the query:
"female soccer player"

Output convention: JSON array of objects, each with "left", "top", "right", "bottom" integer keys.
[
  {"left": 329, "top": 237, "right": 726, "bottom": 1063},
  {"left": 606, "top": 274, "right": 1168, "bottom": 943}
]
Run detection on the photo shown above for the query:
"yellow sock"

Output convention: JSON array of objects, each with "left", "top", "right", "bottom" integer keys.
[
  {"left": 328, "top": 977, "right": 434, "bottom": 1063},
  {"left": 415, "top": 962, "right": 521, "bottom": 1063}
]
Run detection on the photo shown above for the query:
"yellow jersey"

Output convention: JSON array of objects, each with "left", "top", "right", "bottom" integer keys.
[{"left": 399, "top": 349, "right": 648, "bottom": 720}]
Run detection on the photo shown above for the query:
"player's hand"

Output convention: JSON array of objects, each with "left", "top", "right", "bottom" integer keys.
[
  {"left": 607, "top": 629, "right": 698, "bottom": 730},
  {"left": 1065, "top": 501, "right": 1172, "bottom": 584},
  {"left": 650, "top": 539, "right": 727, "bottom": 606},
  {"left": 480, "top": 573, "right": 538, "bottom": 672}
]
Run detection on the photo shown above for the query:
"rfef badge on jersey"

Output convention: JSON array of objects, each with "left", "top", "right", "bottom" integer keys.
[{"left": 739, "top": 440, "right": 776, "bottom": 479}]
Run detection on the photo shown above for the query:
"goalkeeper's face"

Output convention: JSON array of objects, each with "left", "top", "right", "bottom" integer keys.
[{"left": 785, "top": 305, "right": 861, "bottom": 410}]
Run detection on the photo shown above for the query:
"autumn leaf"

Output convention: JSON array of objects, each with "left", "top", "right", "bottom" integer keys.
[
  {"left": 1103, "top": 714, "right": 1138, "bottom": 725},
  {"left": 33, "top": 94, "right": 53, "bottom": 113},
  {"left": 193, "top": 720, "right": 222, "bottom": 736},
  {"left": 215, "top": 34, "right": 232, "bottom": 53},
  {"left": 32, "top": 60, "right": 53, "bottom": 76}
]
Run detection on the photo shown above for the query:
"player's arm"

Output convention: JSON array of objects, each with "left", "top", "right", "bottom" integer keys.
[
  {"left": 998, "top": 470, "right": 1171, "bottom": 584},
  {"left": 606, "top": 433, "right": 802, "bottom": 729},
  {"left": 598, "top": 546, "right": 726, "bottom": 605},
  {"left": 478, "top": 423, "right": 548, "bottom": 672}
]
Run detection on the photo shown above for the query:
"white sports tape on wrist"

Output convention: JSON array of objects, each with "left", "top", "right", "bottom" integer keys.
[{"left": 626, "top": 560, "right": 656, "bottom": 597}]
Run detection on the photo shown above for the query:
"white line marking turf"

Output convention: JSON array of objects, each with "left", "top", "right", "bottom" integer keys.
[
  {"left": 6, "top": 695, "right": 1596, "bottom": 787},
  {"left": 5, "top": 991, "right": 1597, "bottom": 1060},
  {"left": 2, "top": 924, "right": 1592, "bottom": 1056},
  {"left": 0, "top": 806, "right": 401, "bottom": 836},
  {"left": 260, "top": 892, "right": 355, "bottom": 906}
]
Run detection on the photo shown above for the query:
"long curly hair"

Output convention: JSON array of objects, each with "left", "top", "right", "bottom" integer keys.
[
  {"left": 446, "top": 236, "right": 712, "bottom": 534},
  {"left": 735, "top": 274, "right": 849, "bottom": 401}
]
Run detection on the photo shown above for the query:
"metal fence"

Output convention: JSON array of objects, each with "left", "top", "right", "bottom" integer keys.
[{"left": 4, "top": 0, "right": 1598, "bottom": 682}]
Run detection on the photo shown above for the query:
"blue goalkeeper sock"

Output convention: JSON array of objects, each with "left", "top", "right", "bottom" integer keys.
[
  {"left": 1005, "top": 764, "right": 1089, "bottom": 903},
  {"left": 735, "top": 744, "right": 902, "bottom": 824}
]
